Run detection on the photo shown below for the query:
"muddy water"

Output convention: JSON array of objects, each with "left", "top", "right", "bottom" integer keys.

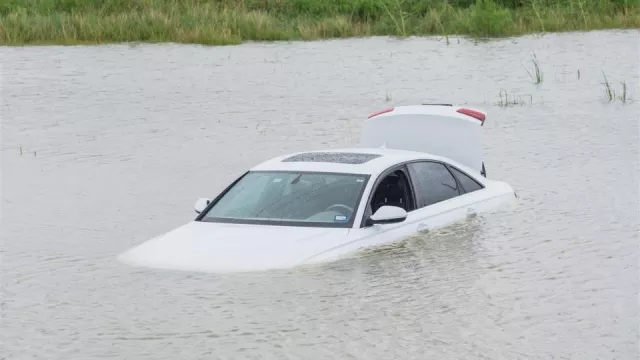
[{"left": 1, "top": 30, "right": 638, "bottom": 359}]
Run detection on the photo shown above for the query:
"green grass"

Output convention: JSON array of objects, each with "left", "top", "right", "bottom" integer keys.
[{"left": 0, "top": 0, "right": 639, "bottom": 45}]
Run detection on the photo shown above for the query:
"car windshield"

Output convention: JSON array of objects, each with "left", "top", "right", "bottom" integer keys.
[{"left": 199, "top": 171, "right": 370, "bottom": 228}]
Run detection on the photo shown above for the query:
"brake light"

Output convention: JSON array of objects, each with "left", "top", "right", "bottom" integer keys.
[
  {"left": 456, "top": 108, "right": 486, "bottom": 124},
  {"left": 367, "top": 107, "right": 394, "bottom": 119}
]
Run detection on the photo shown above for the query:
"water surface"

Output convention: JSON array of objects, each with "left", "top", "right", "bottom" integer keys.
[{"left": 1, "top": 30, "right": 639, "bottom": 359}]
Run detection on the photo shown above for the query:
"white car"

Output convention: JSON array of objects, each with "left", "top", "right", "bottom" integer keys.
[{"left": 118, "top": 104, "right": 515, "bottom": 273}]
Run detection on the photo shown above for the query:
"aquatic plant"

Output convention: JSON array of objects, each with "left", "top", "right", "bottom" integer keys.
[
  {"left": 496, "top": 89, "right": 532, "bottom": 107},
  {"left": 602, "top": 71, "right": 614, "bottom": 100},
  {"left": 601, "top": 71, "right": 630, "bottom": 102},
  {"left": 524, "top": 52, "right": 544, "bottom": 84},
  {"left": 620, "top": 81, "right": 628, "bottom": 103}
]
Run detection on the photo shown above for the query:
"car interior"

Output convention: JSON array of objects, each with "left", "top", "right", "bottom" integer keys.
[
  {"left": 256, "top": 177, "right": 365, "bottom": 220},
  {"left": 369, "top": 169, "right": 415, "bottom": 214}
]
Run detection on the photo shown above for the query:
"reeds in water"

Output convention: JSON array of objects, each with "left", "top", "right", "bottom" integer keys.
[
  {"left": 496, "top": 89, "right": 533, "bottom": 107},
  {"left": 602, "top": 71, "right": 629, "bottom": 103},
  {"left": 524, "top": 52, "right": 543, "bottom": 84}
]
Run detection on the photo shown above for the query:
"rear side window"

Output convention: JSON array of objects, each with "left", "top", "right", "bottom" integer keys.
[
  {"left": 407, "top": 161, "right": 460, "bottom": 208},
  {"left": 450, "top": 167, "right": 484, "bottom": 193}
]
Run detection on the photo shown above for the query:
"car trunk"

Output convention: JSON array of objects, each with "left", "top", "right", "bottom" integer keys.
[{"left": 359, "top": 105, "right": 486, "bottom": 175}]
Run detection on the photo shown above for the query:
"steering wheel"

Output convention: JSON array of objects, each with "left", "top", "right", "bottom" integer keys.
[{"left": 325, "top": 204, "right": 354, "bottom": 214}]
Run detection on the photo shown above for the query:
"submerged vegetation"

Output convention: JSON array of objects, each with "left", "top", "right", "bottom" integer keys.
[
  {"left": 496, "top": 89, "right": 533, "bottom": 107},
  {"left": 0, "top": 0, "right": 639, "bottom": 45},
  {"left": 524, "top": 52, "right": 544, "bottom": 84},
  {"left": 601, "top": 71, "right": 629, "bottom": 102}
]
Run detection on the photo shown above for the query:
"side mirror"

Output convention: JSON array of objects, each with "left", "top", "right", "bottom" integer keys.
[
  {"left": 194, "top": 198, "right": 211, "bottom": 214},
  {"left": 366, "top": 205, "right": 407, "bottom": 225}
]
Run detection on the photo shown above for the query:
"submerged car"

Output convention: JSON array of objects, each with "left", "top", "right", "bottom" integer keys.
[{"left": 118, "top": 104, "right": 515, "bottom": 273}]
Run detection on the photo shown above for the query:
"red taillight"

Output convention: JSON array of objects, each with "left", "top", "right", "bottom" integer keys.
[
  {"left": 367, "top": 107, "right": 394, "bottom": 119},
  {"left": 456, "top": 108, "right": 486, "bottom": 124}
]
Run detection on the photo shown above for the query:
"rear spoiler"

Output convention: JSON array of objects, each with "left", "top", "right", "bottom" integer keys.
[{"left": 368, "top": 104, "right": 486, "bottom": 126}]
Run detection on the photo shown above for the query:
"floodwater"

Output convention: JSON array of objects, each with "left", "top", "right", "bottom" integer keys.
[{"left": 1, "top": 30, "right": 639, "bottom": 359}]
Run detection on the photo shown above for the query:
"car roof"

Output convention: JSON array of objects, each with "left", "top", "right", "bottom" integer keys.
[{"left": 249, "top": 147, "right": 464, "bottom": 176}]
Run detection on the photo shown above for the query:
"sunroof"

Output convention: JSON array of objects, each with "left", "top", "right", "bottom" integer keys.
[{"left": 282, "top": 152, "right": 382, "bottom": 164}]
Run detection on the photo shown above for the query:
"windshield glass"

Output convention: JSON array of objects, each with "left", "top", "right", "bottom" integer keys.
[{"left": 199, "top": 171, "right": 370, "bottom": 227}]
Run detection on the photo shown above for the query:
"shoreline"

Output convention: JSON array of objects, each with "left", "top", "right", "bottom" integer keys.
[
  {"left": 1, "top": 1, "right": 639, "bottom": 46},
  {"left": 2, "top": 29, "right": 637, "bottom": 48}
]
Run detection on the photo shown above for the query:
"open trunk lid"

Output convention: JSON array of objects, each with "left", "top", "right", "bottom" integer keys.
[{"left": 359, "top": 104, "right": 487, "bottom": 175}]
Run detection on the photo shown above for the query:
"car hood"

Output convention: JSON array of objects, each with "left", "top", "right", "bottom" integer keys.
[{"left": 117, "top": 221, "right": 351, "bottom": 273}]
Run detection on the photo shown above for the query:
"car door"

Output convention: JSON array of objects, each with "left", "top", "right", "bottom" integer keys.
[
  {"left": 346, "top": 160, "right": 488, "bottom": 251},
  {"left": 348, "top": 164, "right": 425, "bottom": 248},
  {"left": 405, "top": 160, "right": 487, "bottom": 233}
]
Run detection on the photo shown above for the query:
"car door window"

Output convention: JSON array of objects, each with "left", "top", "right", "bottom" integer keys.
[
  {"left": 450, "top": 167, "right": 484, "bottom": 193},
  {"left": 362, "top": 168, "right": 415, "bottom": 227},
  {"left": 407, "top": 161, "right": 460, "bottom": 208}
]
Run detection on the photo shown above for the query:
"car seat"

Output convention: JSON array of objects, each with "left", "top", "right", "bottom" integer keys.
[
  {"left": 371, "top": 173, "right": 406, "bottom": 213},
  {"left": 383, "top": 175, "right": 406, "bottom": 210}
]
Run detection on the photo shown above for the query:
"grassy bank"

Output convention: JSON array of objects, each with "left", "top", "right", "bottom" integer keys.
[{"left": 0, "top": 0, "right": 639, "bottom": 45}]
